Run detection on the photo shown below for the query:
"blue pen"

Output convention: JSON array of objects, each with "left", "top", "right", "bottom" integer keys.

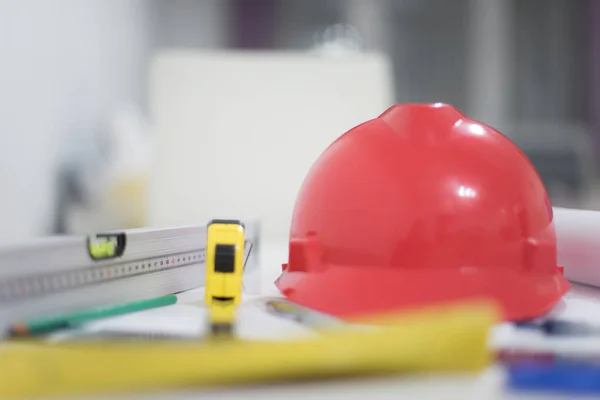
[
  {"left": 507, "top": 361, "right": 600, "bottom": 395},
  {"left": 515, "top": 319, "right": 600, "bottom": 336}
]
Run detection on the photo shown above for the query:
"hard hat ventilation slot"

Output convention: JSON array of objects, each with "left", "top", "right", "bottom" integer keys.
[
  {"left": 286, "top": 233, "right": 326, "bottom": 273},
  {"left": 287, "top": 240, "right": 307, "bottom": 272}
]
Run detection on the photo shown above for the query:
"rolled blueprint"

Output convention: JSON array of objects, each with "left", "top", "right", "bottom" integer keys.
[{"left": 554, "top": 206, "right": 600, "bottom": 287}]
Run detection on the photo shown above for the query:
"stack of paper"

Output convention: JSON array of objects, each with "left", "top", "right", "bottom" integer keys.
[{"left": 45, "top": 296, "right": 343, "bottom": 343}]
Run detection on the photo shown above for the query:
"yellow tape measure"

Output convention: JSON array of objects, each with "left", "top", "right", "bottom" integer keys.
[
  {"left": 0, "top": 302, "right": 498, "bottom": 399},
  {"left": 205, "top": 220, "right": 246, "bottom": 335}
]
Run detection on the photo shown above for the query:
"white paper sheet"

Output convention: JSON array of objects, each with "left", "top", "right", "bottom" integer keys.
[
  {"left": 490, "top": 283, "right": 600, "bottom": 355},
  {"left": 47, "top": 297, "right": 321, "bottom": 342},
  {"left": 45, "top": 280, "right": 600, "bottom": 359},
  {"left": 555, "top": 206, "right": 600, "bottom": 288}
]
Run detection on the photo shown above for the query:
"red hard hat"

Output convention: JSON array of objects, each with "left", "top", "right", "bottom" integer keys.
[{"left": 275, "top": 103, "right": 570, "bottom": 322}]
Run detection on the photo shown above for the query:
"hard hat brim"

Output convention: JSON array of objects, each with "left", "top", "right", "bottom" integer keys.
[{"left": 275, "top": 264, "right": 570, "bottom": 322}]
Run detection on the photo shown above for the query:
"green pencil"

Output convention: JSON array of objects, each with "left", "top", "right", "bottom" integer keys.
[{"left": 9, "top": 294, "right": 178, "bottom": 337}]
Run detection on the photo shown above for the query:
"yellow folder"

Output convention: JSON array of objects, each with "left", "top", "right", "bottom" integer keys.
[{"left": 0, "top": 301, "right": 498, "bottom": 399}]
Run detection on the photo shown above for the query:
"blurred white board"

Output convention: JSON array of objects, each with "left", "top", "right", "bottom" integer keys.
[{"left": 147, "top": 50, "right": 394, "bottom": 239}]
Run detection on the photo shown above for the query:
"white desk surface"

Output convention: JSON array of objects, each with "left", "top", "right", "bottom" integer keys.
[{"left": 91, "top": 241, "right": 600, "bottom": 400}]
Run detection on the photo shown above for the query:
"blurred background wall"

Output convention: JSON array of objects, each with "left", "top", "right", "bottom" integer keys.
[
  {"left": 0, "top": 0, "right": 154, "bottom": 242},
  {"left": 0, "top": 0, "right": 596, "bottom": 242}
]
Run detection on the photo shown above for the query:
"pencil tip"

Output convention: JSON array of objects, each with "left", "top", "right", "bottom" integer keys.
[{"left": 8, "top": 323, "right": 29, "bottom": 337}]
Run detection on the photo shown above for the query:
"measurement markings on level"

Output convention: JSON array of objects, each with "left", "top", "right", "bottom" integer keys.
[{"left": 0, "top": 250, "right": 206, "bottom": 304}]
